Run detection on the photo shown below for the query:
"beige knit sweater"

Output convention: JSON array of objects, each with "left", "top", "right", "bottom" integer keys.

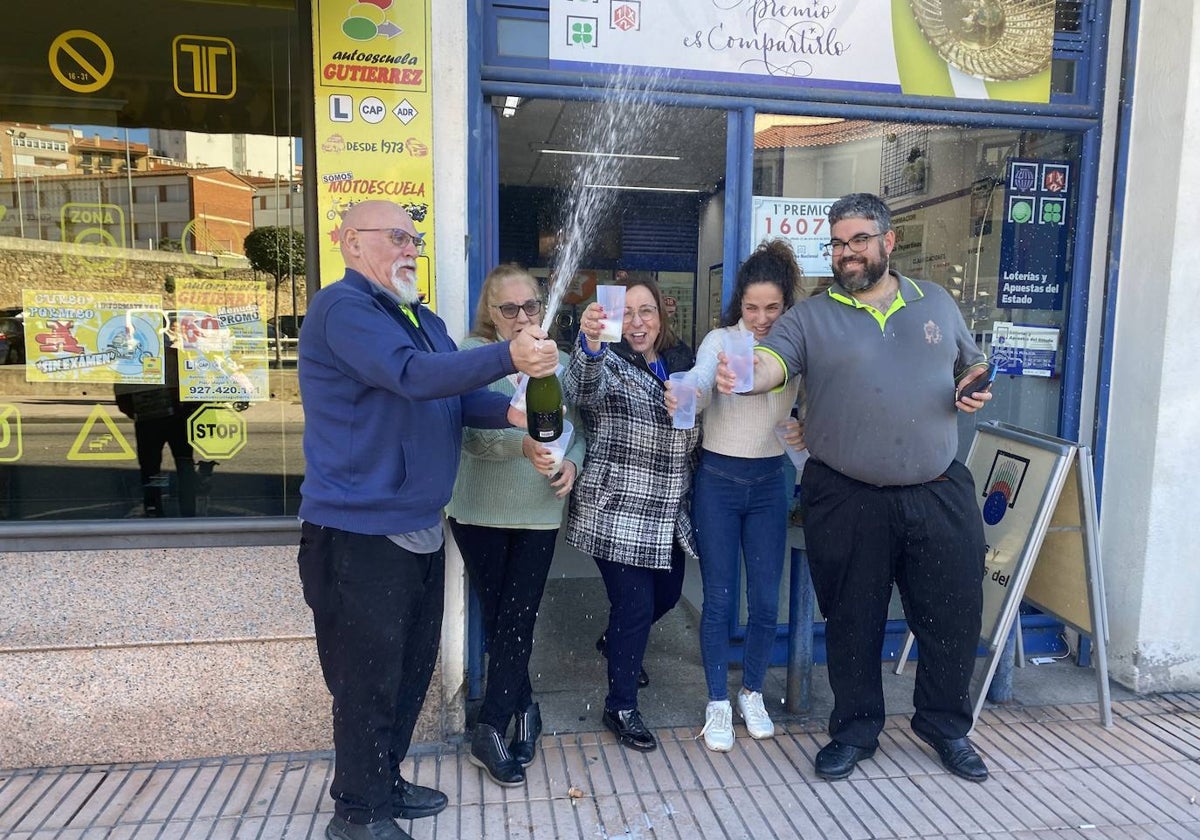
[{"left": 691, "top": 324, "right": 802, "bottom": 459}]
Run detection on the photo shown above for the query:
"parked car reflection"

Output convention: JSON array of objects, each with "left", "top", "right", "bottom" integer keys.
[{"left": 0, "top": 311, "right": 25, "bottom": 364}]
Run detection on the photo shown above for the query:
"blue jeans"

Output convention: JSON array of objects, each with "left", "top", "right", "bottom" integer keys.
[{"left": 693, "top": 450, "right": 787, "bottom": 701}]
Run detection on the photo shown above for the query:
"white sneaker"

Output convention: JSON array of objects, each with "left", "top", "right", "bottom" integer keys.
[
  {"left": 699, "top": 700, "right": 735, "bottom": 752},
  {"left": 736, "top": 690, "right": 775, "bottom": 740}
]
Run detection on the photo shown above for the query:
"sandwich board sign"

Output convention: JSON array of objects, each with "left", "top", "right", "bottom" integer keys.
[{"left": 898, "top": 421, "right": 1111, "bottom": 727}]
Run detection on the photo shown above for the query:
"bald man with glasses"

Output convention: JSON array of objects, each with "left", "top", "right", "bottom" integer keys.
[{"left": 297, "top": 201, "right": 558, "bottom": 840}]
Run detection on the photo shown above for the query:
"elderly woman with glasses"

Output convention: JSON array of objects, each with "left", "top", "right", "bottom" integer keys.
[
  {"left": 563, "top": 276, "right": 699, "bottom": 753},
  {"left": 446, "top": 264, "right": 585, "bottom": 788}
]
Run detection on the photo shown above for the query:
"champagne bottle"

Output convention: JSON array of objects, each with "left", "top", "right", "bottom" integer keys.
[{"left": 526, "top": 371, "right": 563, "bottom": 442}]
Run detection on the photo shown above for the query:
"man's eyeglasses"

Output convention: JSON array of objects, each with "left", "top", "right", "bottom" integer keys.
[
  {"left": 822, "top": 232, "right": 884, "bottom": 257},
  {"left": 352, "top": 228, "right": 426, "bottom": 254},
  {"left": 491, "top": 299, "right": 543, "bottom": 319},
  {"left": 624, "top": 305, "right": 659, "bottom": 321}
]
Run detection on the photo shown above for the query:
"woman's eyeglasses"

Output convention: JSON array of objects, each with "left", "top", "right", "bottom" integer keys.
[
  {"left": 491, "top": 300, "right": 543, "bottom": 319},
  {"left": 623, "top": 305, "right": 659, "bottom": 321}
]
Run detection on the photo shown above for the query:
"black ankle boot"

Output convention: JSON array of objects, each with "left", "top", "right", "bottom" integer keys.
[
  {"left": 595, "top": 635, "right": 650, "bottom": 688},
  {"left": 509, "top": 702, "right": 542, "bottom": 767},
  {"left": 469, "top": 723, "right": 525, "bottom": 787}
]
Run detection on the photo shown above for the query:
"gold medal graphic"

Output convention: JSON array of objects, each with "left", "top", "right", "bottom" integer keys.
[{"left": 908, "top": 0, "right": 1055, "bottom": 81}]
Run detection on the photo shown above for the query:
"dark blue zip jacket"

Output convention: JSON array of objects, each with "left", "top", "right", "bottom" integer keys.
[{"left": 298, "top": 270, "right": 515, "bottom": 535}]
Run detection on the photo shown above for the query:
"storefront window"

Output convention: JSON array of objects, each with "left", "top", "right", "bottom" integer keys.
[
  {"left": 0, "top": 0, "right": 306, "bottom": 522},
  {"left": 752, "top": 116, "right": 1083, "bottom": 440}
]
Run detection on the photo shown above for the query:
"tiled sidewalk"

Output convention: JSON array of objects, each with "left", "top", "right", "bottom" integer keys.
[{"left": 3, "top": 694, "right": 1199, "bottom": 839}]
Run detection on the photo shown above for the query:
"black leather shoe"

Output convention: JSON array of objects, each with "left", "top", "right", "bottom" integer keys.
[
  {"left": 326, "top": 816, "right": 414, "bottom": 840},
  {"left": 814, "top": 740, "right": 877, "bottom": 780},
  {"left": 509, "top": 702, "right": 542, "bottom": 767},
  {"left": 595, "top": 635, "right": 650, "bottom": 688},
  {"left": 391, "top": 779, "right": 448, "bottom": 820},
  {"left": 914, "top": 731, "right": 989, "bottom": 782},
  {"left": 469, "top": 723, "right": 526, "bottom": 786},
  {"left": 602, "top": 707, "right": 657, "bottom": 752}
]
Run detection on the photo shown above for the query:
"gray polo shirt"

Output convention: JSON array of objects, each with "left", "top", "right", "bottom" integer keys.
[{"left": 760, "top": 273, "right": 985, "bottom": 487}]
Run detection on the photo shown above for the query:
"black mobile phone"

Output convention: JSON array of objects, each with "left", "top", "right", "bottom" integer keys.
[{"left": 957, "top": 362, "right": 997, "bottom": 403}]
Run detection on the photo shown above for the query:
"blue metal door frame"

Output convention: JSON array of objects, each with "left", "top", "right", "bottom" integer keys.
[{"left": 465, "top": 2, "right": 1120, "bottom": 697}]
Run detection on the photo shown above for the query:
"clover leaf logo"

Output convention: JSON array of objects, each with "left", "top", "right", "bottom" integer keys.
[
  {"left": 1040, "top": 201, "right": 1064, "bottom": 224},
  {"left": 570, "top": 21, "right": 595, "bottom": 46}
]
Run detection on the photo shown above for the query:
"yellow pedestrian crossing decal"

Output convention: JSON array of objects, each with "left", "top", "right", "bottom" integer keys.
[{"left": 67, "top": 404, "right": 136, "bottom": 461}]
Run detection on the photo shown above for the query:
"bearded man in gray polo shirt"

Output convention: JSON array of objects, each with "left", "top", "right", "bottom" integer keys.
[{"left": 718, "top": 193, "right": 994, "bottom": 783}]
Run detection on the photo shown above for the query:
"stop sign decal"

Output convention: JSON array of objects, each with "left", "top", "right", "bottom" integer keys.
[{"left": 187, "top": 403, "right": 247, "bottom": 460}]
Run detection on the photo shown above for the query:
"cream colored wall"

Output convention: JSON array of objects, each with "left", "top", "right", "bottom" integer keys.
[
  {"left": 431, "top": 1, "right": 471, "bottom": 735},
  {"left": 1100, "top": 0, "right": 1200, "bottom": 691}
]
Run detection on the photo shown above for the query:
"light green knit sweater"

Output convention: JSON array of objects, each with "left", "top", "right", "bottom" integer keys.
[{"left": 445, "top": 338, "right": 585, "bottom": 530}]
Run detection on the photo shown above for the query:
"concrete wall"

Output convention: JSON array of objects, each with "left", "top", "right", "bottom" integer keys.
[
  {"left": 1100, "top": 1, "right": 1200, "bottom": 691},
  {"left": 0, "top": 546, "right": 453, "bottom": 768},
  {"left": 0, "top": 547, "right": 329, "bottom": 767},
  {"left": 430, "top": 0, "right": 471, "bottom": 737},
  {"left": 0, "top": 236, "right": 250, "bottom": 307}
]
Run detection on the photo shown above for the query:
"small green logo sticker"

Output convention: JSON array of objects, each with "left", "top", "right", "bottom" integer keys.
[
  {"left": 570, "top": 22, "right": 594, "bottom": 45},
  {"left": 1040, "top": 202, "right": 1063, "bottom": 224},
  {"left": 1011, "top": 201, "right": 1033, "bottom": 223}
]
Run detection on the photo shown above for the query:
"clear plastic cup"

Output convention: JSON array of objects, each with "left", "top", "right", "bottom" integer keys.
[
  {"left": 724, "top": 330, "right": 756, "bottom": 394},
  {"left": 774, "top": 420, "right": 810, "bottom": 471},
  {"left": 540, "top": 419, "right": 574, "bottom": 476},
  {"left": 668, "top": 372, "right": 698, "bottom": 429},
  {"left": 595, "top": 285, "right": 626, "bottom": 343}
]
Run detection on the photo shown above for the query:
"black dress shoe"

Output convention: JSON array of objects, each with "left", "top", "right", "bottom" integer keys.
[
  {"left": 602, "top": 707, "right": 657, "bottom": 752},
  {"left": 595, "top": 635, "right": 650, "bottom": 688},
  {"left": 469, "top": 723, "right": 526, "bottom": 787},
  {"left": 509, "top": 702, "right": 543, "bottom": 767},
  {"left": 391, "top": 778, "right": 448, "bottom": 820},
  {"left": 326, "top": 816, "right": 414, "bottom": 840},
  {"left": 914, "top": 731, "right": 989, "bottom": 782},
  {"left": 814, "top": 740, "right": 877, "bottom": 780}
]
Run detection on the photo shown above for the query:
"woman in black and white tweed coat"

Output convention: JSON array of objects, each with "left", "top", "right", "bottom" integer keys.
[{"left": 562, "top": 277, "right": 701, "bottom": 753}]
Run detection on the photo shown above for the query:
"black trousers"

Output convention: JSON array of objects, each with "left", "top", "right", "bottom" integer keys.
[
  {"left": 134, "top": 415, "right": 195, "bottom": 516},
  {"left": 449, "top": 519, "right": 557, "bottom": 732},
  {"left": 297, "top": 522, "right": 444, "bottom": 824},
  {"left": 801, "top": 459, "right": 985, "bottom": 747},
  {"left": 594, "top": 545, "right": 686, "bottom": 712}
]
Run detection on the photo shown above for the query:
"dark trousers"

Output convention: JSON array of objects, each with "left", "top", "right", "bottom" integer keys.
[
  {"left": 594, "top": 545, "right": 686, "bottom": 711},
  {"left": 801, "top": 459, "right": 984, "bottom": 748},
  {"left": 134, "top": 416, "right": 195, "bottom": 516},
  {"left": 297, "top": 522, "right": 444, "bottom": 824},
  {"left": 449, "top": 519, "right": 557, "bottom": 733}
]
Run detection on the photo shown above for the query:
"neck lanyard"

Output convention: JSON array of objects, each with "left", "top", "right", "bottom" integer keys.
[{"left": 646, "top": 356, "right": 667, "bottom": 382}]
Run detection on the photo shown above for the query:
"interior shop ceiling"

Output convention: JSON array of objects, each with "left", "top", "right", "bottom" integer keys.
[{"left": 497, "top": 99, "right": 729, "bottom": 194}]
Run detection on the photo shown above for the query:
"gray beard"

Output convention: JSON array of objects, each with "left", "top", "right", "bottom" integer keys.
[{"left": 389, "top": 270, "right": 419, "bottom": 304}]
